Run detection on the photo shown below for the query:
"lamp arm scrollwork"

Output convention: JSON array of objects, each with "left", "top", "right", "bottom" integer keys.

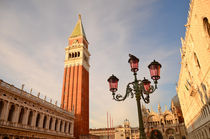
[
  {"left": 148, "top": 85, "right": 156, "bottom": 94},
  {"left": 141, "top": 93, "right": 150, "bottom": 104},
  {"left": 112, "top": 83, "right": 133, "bottom": 101}
]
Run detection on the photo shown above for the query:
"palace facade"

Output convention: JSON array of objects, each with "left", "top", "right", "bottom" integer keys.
[
  {"left": 176, "top": 0, "right": 210, "bottom": 138},
  {"left": 0, "top": 79, "right": 74, "bottom": 139}
]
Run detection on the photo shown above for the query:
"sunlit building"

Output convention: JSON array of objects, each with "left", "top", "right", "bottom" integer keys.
[
  {"left": 0, "top": 79, "right": 74, "bottom": 139},
  {"left": 176, "top": 0, "right": 210, "bottom": 138},
  {"left": 90, "top": 97, "right": 187, "bottom": 139}
]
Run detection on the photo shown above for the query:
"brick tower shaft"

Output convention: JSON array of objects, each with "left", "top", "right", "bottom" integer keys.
[{"left": 61, "top": 14, "right": 90, "bottom": 138}]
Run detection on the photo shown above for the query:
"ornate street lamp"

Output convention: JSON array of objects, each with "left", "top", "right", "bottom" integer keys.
[{"left": 107, "top": 54, "right": 162, "bottom": 139}]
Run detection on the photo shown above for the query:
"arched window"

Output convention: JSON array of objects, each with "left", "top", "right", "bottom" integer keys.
[
  {"left": 36, "top": 113, "right": 40, "bottom": 127},
  {"left": 203, "top": 17, "right": 210, "bottom": 37},
  {"left": 78, "top": 52, "right": 80, "bottom": 57},
  {"left": 55, "top": 119, "right": 58, "bottom": 131},
  {"left": 18, "top": 107, "right": 24, "bottom": 124},
  {"left": 28, "top": 111, "right": 33, "bottom": 126},
  {"left": 75, "top": 52, "right": 77, "bottom": 57},
  {"left": 72, "top": 53, "right": 74, "bottom": 58},
  {"left": 0, "top": 101, "right": 4, "bottom": 118},
  {"left": 69, "top": 53, "right": 71, "bottom": 59},
  {"left": 60, "top": 120, "right": 63, "bottom": 132},
  {"left": 8, "top": 104, "right": 15, "bottom": 122},
  {"left": 43, "top": 115, "right": 47, "bottom": 129},
  {"left": 49, "top": 117, "right": 52, "bottom": 130}
]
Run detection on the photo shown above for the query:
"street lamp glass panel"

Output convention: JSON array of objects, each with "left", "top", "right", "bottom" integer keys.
[
  {"left": 142, "top": 78, "right": 151, "bottom": 92},
  {"left": 107, "top": 75, "right": 119, "bottom": 93},
  {"left": 148, "top": 60, "right": 162, "bottom": 81},
  {"left": 128, "top": 54, "right": 139, "bottom": 72}
]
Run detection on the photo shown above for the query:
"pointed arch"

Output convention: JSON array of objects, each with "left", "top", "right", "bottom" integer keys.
[{"left": 203, "top": 17, "right": 210, "bottom": 37}]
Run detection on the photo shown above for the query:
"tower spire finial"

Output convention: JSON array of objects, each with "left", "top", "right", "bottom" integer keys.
[{"left": 70, "top": 14, "right": 87, "bottom": 40}]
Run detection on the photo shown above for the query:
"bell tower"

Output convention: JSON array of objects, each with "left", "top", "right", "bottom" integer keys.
[{"left": 61, "top": 14, "right": 90, "bottom": 138}]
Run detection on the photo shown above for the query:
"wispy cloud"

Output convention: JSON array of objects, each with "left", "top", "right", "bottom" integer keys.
[{"left": 0, "top": 0, "right": 187, "bottom": 128}]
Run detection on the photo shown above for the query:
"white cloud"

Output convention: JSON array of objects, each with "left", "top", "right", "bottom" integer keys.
[{"left": 0, "top": 0, "right": 182, "bottom": 128}]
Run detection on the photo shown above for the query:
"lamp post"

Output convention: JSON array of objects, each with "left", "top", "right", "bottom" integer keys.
[{"left": 107, "top": 54, "right": 162, "bottom": 139}]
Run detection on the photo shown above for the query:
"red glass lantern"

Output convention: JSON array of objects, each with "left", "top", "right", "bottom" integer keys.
[
  {"left": 107, "top": 74, "right": 119, "bottom": 93},
  {"left": 128, "top": 54, "right": 139, "bottom": 73},
  {"left": 148, "top": 60, "right": 162, "bottom": 81},
  {"left": 142, "top": 77, "right": 151, "bottom": 92}
]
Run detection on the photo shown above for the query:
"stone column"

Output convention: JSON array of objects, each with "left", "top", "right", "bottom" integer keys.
[
  {"left": 62, "top": 121, "right": 65, "bottom": 133},
  {"left": 66, "top": 122, "right": 69, "bottom": 134},
  {"left": 45, "top": 115, "right": 50, "bottom": 130},
  {"left": 2, "top": 101, "right": 10, "bottom": 121},
  {"left": 70, "top": 121, "right": 74, "bottom": 135},
  {"left": 51, "top": 117, "right": 56, "bottom": 131},
  {"left": 13, "top": 105, "right": 21, "bottom": 123},
  {"left": 22, "top": 108, "right": 29, "bottom": 125},
  {"left": 61, "top": 121, "right": 65, "bottom": 133},
  {"left": 38, "top": 113, "right": 44, "bottom": 129},
  {"left": 56, "top": 119, "right": 61, "bottom": 132},
  {"left": 31, "top": 111, "right": 37, "bottom": 127}
]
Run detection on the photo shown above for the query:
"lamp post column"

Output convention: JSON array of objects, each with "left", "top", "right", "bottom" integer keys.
[{"left": 136, "top": 94, "right": 146, "bottom": 139}]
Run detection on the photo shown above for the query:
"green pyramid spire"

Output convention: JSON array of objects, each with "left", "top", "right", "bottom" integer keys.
[{"left": 70, "top": 14, "right": 87, "bottom": 39}]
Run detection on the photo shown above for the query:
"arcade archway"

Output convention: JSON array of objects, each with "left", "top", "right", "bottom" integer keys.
[{"left": 150, "top": 129, "right": 163, "bottom": 139}]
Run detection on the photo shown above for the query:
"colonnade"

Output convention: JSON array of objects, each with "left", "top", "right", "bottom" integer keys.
[
  {"left": 0, "top": 99, "right": 73, "bottom": 138},
  {"left": 189, "top": 103, "right": 210, "bottom": 139}
]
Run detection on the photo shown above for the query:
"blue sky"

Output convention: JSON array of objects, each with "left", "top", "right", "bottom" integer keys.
[{"left": 0, "top": 0, "right": 189, "bottom": 128}]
